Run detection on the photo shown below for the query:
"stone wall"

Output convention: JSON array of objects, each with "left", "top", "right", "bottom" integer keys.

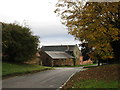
[
  {"left": 40, "top": 51, "right": 52, "bottom": 66},
  {"left": 53, "top": 58, "right": 73, "bottom": 66},
  {"left": 75, "top": 59, "right": 80, "bottom": 65}
]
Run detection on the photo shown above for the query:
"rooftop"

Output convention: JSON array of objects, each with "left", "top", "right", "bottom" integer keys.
[
  {"left": 45, "top": 51, "right": 74, "bottom": 59},
  {"left": 41, "top": 45, "right": 77, "bottom": 51}
]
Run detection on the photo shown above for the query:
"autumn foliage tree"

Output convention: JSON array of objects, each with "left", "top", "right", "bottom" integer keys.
[
  {"left": 55, "top": 1, "right": 120, "bottom": 64},
  {"left": 2, "top": 22, "right": 40, "bottom": 62}
]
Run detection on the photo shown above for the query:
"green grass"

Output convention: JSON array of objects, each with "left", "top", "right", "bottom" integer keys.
[
  {"left": 73, "top": 80, "right": 119, "bottom": 88},
  {"left": 2, "top": 62, "right": 52, "bottom": 76},
  {"left": 54, "top": 63, "right": 97, "bottom": 68}
]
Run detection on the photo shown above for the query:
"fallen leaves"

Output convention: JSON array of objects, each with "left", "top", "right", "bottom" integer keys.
[{"left": 62, "top": 64, "right": 119, "bottom": 89}]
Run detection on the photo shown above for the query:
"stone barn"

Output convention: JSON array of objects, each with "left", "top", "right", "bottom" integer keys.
[
  {"left": 40, "top": 51, "right": 74, "bottom": 66},
  {"left": 40, "top": 45, "right": 81, "bottom": 66}
]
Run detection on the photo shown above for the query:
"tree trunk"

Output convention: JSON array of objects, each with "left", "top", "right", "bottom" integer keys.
[{"left": 98, "top": 59, "right": 101, "bottom": 66}]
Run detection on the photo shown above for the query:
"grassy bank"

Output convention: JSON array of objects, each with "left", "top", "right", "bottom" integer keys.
[
  {"left": 2, "top": 62, "right": 52, "bottom": 77},
  {"left": 62, "top": 64, "right": 119, "bottom": 89},
  {"left": 73, "top": 80, "right": 119, "bottom": 88}
]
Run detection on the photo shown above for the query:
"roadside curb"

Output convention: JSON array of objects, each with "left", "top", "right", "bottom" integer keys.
[{"left": 59, "top": 72, "right": 75, "bottom": 89}]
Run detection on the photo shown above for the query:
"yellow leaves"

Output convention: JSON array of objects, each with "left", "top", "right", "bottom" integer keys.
[
  {"left": 98, "top": 27, "right": 107, "bottom": 33},
  {"left": 56, "top": 1, "right": 120, "bottom": 60},
  {"left": 71, "top": 29, "right": 77, "bottom": 35},
  {"left": 85, "top": 31, "right": 96, "bottom": 41},
  {"left": 72, "top": 20, "right": 79, "bottom": 25},
  {"left": 109, "top": 28, "right": 119, "bottom": 37},
  {"left": 89, "top": 42, "right": 113, "bottom": 57},
  {"left": 102, "top": 27, "right": 120, "bottom": 41}
]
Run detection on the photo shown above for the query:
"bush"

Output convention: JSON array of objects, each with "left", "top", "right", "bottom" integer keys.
[{"left": 2, "top": 22, "right": 40, "bottom": 62}]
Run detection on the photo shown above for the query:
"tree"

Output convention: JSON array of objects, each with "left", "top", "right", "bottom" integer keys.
[
  {"left": 80, "top": 43, "right": 92, "bottom": 60},
  {"left": 2, "top": 22, "right": 40, "bottom": 62},
  {"left": 55, "top": 1, "right": 120, "bottom": 64}
]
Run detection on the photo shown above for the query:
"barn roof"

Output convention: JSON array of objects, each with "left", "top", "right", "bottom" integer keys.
[
  {"left": 45, "top": 51, "right": 74, "bottom": 59},
  {"left": 41, "top": 45, "right": 76, "bottom": 51}
]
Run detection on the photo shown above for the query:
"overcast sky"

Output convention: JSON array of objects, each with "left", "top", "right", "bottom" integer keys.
[{"left": 0, "top": 0, "right": 80, "bottom": 46}]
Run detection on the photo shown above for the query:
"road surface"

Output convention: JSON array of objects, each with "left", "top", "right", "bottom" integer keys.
[{"left": 3, "top": 67, "right": 83, "bottom": 88}]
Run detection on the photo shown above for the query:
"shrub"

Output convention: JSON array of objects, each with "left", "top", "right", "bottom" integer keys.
[{"left": 2, "top": 22, "right": 40, "bottom": 62}]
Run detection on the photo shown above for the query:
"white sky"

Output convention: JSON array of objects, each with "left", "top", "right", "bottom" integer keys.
[{"left": 0, "top": 0, "right": 80, "bottom": 46}]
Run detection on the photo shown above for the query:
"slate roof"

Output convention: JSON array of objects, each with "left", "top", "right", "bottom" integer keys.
[
  {"left": 45, "top": 51, "right": 74, "bottom": 59},
  {"left": 41, "top": 45, "right": 75, "bottom": 51}
]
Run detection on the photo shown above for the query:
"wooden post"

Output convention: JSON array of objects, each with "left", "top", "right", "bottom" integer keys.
[{"left": 51, "top": 60, "right": 54, "bottom": 67}]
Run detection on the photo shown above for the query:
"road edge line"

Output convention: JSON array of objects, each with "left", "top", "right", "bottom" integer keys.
[
  {"left": 59, "top": 72, "right": 75, "bottom": 89},
  {"left": 59, "top": 67, "right": 88, "bottom": 89}
]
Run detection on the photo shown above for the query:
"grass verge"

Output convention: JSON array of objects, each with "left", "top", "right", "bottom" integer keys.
[
  {"left": 2, "top": 62, "right": 53, "bottom": 77},
  {"left": 73, "top": 80, "right": 119, "bottom": 88},
  {"left": 54, "top": 63, "right": 97, "bottom": 68},
  {"left": 62, "top": 64, "right": 120, "bottom": 89}
]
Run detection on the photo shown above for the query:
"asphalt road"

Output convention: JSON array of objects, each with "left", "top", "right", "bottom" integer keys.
[{"left": 2, "top": 67, "right": 83, "bottom": 89}]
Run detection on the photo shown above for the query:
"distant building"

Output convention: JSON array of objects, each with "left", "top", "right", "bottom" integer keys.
[
  {"left": 39, "top": 45, "right": 82, "bottom": 66},
  {"left": 40, "top": 51, "right": 74, "bottom": 66}
]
